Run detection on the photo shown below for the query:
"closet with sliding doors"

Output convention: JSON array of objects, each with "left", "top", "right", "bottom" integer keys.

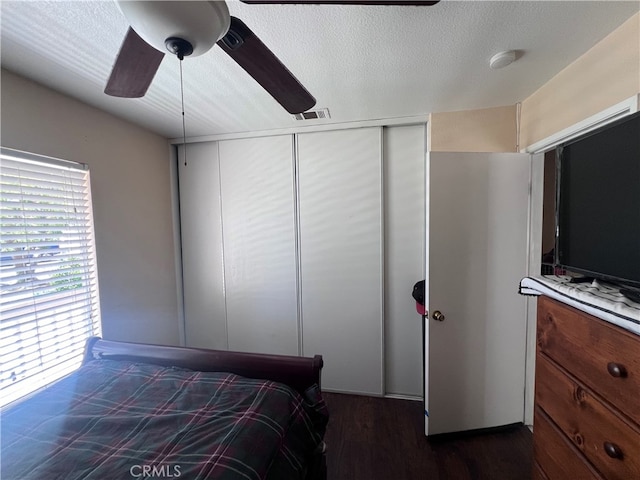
[{"left": 177, "top": 124, "right": 425, "bottom": 397}]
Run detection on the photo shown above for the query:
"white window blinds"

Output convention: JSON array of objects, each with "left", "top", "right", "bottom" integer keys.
[{"left": 1, "top": 148, "right": 101, "bottom": 407}]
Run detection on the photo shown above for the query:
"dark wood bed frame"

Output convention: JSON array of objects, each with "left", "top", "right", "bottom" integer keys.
[
  {"left": 83, "top": 337, "right": 323, "bottom": 395},
  {"left": 82, "top": 337, "right": 327, "bottom": 480}
]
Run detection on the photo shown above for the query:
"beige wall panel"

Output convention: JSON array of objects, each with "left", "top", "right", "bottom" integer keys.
[
  {"left": 521, "top": 13, "right": 640, "bottom": 148},
  {"left": 0, "top": 69, "right": 179, "bottom": 346},
  {"left": 429, "top": 105, "right": 517, "bottom": 153}
]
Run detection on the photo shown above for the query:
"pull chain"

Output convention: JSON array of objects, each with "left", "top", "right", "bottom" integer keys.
[{"left": 179, "top": 58, "right": 187, "bottom": 166}]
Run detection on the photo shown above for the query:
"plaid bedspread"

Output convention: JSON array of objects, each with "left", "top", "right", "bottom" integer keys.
[{"left": 1, "top": 359, "right": 328, "bottom": 480}]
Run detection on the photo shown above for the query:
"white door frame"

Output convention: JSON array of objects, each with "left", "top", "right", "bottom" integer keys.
[{"left": 521, "top": 94, "right": 639, "bottom": 426}]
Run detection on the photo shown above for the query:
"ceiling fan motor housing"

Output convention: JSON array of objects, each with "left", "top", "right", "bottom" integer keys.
[{"left": 116, "top": 1, "right": 231, "bottom": 57}]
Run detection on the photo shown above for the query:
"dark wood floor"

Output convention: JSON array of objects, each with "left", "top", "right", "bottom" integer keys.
[{"left": 323, "top": 392, "right": 533, "bottom": 480}]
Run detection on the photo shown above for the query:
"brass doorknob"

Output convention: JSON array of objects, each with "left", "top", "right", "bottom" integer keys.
[{"left": 432, "top": 310, "right": 445, "bottom": 322}]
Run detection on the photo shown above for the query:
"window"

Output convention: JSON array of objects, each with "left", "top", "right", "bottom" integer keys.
[{"left": 1, "top": 148, "right": 101, "bottom": 407}]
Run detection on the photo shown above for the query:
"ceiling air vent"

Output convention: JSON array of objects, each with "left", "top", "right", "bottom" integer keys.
[{"left": 293, "top": 108, "right": 331, "bottom": 121}]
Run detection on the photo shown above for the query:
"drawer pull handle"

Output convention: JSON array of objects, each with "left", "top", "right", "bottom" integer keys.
[
  {"left": 603, "top": 442, "right": 623, "bottom": 460},
  {"left": 607, "top": 362, "right": 627, "bottom": 378}
]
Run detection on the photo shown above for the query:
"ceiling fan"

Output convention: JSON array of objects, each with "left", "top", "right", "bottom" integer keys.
[{"left": 105, "top": 0, "right": 440, "bottom": 115}]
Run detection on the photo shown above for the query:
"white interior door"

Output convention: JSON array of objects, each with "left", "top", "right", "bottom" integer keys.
[{"left": 425, "top": 152, "right": 530, "bottom": 435}]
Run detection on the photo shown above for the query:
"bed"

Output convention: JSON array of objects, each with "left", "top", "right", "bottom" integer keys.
[{"left": 1, "top": 337, "right": 328, "bottom": 480}]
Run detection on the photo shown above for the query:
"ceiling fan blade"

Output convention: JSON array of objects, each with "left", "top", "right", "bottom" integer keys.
[
  {"left": 217, "top": 17, "right": 316, "bottom": 114},
  {"left": 240, "top": 1, "right": 439, "bottom": 5},
  {"left": 105, "top": 27, "right": 165, "bottom": 98}
]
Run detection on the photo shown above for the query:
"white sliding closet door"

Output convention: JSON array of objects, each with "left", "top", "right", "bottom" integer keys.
[
  {"left": 297, "top": 127, "right": 383, "bottom": 395},
  {"left": 178, "top": 143, "right": 227, "bottom": 350},
  {"left": 219, "top": 136, "right": 299, "bottom": 356},
  {"left": 384, "top": 125, "right": 425, "bottom": 397}
]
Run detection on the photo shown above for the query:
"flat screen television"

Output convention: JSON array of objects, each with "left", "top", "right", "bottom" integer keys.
[{"left": 555, "top": 110, "right": 640, "bottom": 290}]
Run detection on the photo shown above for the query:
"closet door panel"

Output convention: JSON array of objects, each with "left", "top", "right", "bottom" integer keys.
[
  {"left": 178, "top": 143, "right": 227, "bottom": 349},
  {"left": 219, "top": 135, "right": 299, "bottom": 356},
  {"left": 384, "top": 125, "right": 425, "bottom": 397},
  {"left": 298, "top": 127, "right": 383, "bottom": 395}
]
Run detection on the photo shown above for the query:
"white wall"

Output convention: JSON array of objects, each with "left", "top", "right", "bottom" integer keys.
[{"left": 1, "top": 69, "right": 180, "bottom": 346}]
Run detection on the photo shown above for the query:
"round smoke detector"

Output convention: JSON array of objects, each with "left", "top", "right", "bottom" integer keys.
[{"left": 489, "top": 50, "right": 516, "bottom": 69}]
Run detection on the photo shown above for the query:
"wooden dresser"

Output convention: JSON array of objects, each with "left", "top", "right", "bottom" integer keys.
[{"left": 533, "top": 296, "right": 640, "bottom": 480}]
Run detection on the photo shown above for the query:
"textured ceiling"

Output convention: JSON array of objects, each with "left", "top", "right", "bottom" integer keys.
[{"left": 1, "top": 1, "right": 638, "bottom": 139}]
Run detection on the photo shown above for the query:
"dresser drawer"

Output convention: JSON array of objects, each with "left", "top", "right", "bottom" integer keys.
[
  {"left": 536, "top": 354, "right": 640, "bottom": 479},
  {"left": 533, "top": 461, "right": 550, "bottom": 480},
  {"left": 537, "top": 296, "right": 640, "bottom": 422},
  {"left": 533, "top": 406, "right": 602, "bottom": 480}
]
